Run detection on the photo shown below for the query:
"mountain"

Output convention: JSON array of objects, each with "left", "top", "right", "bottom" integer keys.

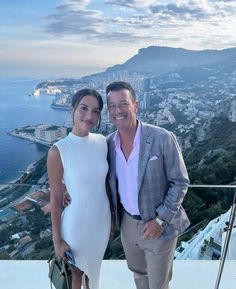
[
  {"left": 36, "top": 46, "right": 236, "bottom": 93},
  {"left": 162, "top": 54, "right": 236, "bottom": 84},
  {"left": 106, "top": 46, "right": 236, "bottom": 75}
]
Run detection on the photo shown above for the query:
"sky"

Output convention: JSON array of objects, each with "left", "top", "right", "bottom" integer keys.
[{"left": 1, "top": 0, "right": 236, "bottom": 79}]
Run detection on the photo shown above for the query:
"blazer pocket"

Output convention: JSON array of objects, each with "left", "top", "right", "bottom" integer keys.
[
  {"left": 147, "top": 156, "right": 163, "bottom": 174},
  {"left": 149, "top": 155, "right": 159, "bottom": 161}
]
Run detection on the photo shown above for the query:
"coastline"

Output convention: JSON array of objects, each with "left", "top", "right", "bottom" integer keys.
[
  {"left": 7, "top": 131, "right": 51, "bottom": 148},
  {"left": 0, "top": 79, "right": 63, "bottom": 193},
  {"left": 50, "top": 103, "right": 70, "bottom": 110},
  {"left": 0, "top": 156, "right": 47, "bottom": 195}
]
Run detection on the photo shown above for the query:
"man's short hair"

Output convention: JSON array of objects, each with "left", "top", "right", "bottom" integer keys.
[{"left": 106, "top": 81, "right": 136, "bottom": 102}]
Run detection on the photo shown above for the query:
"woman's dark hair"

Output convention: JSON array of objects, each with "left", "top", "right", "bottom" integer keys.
[
  {"left": 71, "top": 88, "right": 103, "bottom": 130},
  {"left": 106, "top": 81, "right": 136, "bottom": 102}
]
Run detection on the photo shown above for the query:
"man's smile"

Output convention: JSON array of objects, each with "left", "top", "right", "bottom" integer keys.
[{"left": 115, "top": 116, "right": 126, "bottom": 120}]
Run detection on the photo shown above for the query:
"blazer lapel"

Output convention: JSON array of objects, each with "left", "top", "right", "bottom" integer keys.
[
  {"left": 107, "top": 135, "right": 118, "bottom": 206},
  {"left": 137, "top": 123, "right": 153, "bottom": 193}
]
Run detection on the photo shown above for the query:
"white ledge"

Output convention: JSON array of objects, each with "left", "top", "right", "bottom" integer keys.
[{"left": 0, "top": 260, "right": 236, "bottom": 289}]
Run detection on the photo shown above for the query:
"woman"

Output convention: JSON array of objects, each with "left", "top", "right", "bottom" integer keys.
[{"left": 47, "top": 89, "right": 111, "bottom": 289}]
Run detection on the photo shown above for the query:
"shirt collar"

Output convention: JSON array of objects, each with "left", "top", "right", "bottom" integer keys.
[{"left": 113, "top": 120, "right": 140, "bottom": 148}]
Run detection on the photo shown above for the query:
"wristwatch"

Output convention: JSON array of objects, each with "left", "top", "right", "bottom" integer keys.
[{"left": 155, "top": 216, "right": 167, "bottom": 228}]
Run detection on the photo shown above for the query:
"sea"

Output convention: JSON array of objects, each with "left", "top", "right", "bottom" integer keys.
[{"left": 0, "top": 78, "right": 70, "bottom": 183}]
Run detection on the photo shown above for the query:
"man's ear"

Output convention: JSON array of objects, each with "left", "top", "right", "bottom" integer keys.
[{"left": 135, "top": 101, "right": 138, "bottom": 113}]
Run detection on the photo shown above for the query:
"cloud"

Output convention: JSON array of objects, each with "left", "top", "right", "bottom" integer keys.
[
  {"left": 105, "top": 0, "right": 157, "bottom": 9},
  {"left": 63, "top": 0, "right": 91, "bottom": 9},
  {"left": 105, "top": 0, "right": 135, "bottom": 8},
  {"left": 44, "top": 0, "right": 156, "bottom": 42},
  {"left": 44, "top": 0, "right": 236, "bottom": 48},
  {"left": 45, "top": 0, "right": 104, "bottom": 37},
  {"left": 150, "top": 0, "right": 236, "bottom": 21},
  {"left": 150, "top": 1, "right": 211, "bottom": 21}
]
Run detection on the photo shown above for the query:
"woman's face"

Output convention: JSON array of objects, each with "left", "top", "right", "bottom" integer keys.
[{"left": 72, "top": 95, "right": 100, "bottom": 136}]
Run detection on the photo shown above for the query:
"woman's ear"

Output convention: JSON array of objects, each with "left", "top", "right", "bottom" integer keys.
[{"left": 70, "top": 107, "right": 74, "bottom": 125}]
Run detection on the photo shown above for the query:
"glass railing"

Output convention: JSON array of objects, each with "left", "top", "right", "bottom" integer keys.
[
  {"left": 1, "top": 182, "right": 235, "bottom": 259},
  {"left": 0, "top": 182, "right": 235, "bottom": 289}
]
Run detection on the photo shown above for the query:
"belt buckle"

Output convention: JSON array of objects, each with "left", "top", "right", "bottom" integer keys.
[{"left": 131, "top": 214, "right": 142, "bottom": 221}]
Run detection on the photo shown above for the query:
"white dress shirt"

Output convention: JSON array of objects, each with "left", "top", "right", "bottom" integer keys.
[{"left": 114, "top": 122, "right": 141, "bottom": 215}]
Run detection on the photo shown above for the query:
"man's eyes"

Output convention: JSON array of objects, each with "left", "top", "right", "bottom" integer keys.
[
  {"left": 108, "top": 102, "right": 129, "bottom": 110},
  {"left": 120, "top": 102, "right": 129, "bottom": 106}
]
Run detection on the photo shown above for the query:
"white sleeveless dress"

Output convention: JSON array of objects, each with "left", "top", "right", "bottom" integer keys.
[{"left": 55, "top": 132, "right": 111, "bottom": 289}]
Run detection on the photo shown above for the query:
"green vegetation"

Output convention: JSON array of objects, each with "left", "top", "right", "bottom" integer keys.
[
  {"left": 104, "top": 230, "right": 125, "bottom": 260},
  {"left": 29, "top": 236, "right": 53, "bottom": 260},
  {"left": 22, "top": 127, "right": 35, "bottom": 134},
  {"left": 181, "top": 116, "right": 236, "bottom": 240}
]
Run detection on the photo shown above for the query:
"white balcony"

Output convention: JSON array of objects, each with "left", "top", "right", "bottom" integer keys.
[{"left": 0, "top": 260, "right": 236, "bottom": 289}]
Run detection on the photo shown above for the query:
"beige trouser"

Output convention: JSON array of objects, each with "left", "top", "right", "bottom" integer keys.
[{"left": 121, "top": 211, "right": 177, "bottom": 289}]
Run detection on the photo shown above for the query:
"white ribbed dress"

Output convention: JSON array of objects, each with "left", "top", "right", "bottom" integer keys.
[{"left": 55, "top": 132, "right": 111, "bottom": 289}]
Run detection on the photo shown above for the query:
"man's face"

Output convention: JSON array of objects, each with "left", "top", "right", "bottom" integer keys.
[{"left": 107, "top": 89, "right": 138, "bottom": 131}]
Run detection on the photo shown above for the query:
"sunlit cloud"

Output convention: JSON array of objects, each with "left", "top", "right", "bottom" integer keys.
[{"left": 44, "top": 0, "right": 236, "bottom": 46}]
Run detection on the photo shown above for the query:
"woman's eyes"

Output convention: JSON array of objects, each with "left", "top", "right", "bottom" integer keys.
[{"left": 79, "top": 106, "right": 99, "bottom": 114}]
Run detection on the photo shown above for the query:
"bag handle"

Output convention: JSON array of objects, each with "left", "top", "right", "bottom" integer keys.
[
  {"left": 62, "top": 259, "right": 71, "bottom": 289},
  {"left": 48, "top": 252, "right": 71, "bottom": 289},
  {"left": 47, "top": 254, "right": 54, "bottom": 289}
]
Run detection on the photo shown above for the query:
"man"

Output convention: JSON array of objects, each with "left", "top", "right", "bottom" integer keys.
[{"left": 106, "top": 81, "right": 190, "bottom": 289}]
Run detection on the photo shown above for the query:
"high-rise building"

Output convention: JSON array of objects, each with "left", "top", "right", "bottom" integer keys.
[{"left": 143, "top": 78, "right": 151, "bottom": 92}]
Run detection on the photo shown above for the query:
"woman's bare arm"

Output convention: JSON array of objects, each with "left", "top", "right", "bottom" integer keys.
[{"left": 47, "top": 146, "right": 69, "bottom": 258}]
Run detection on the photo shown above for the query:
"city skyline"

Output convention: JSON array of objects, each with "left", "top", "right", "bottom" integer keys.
[{"left": 1, "top": 0, "right": 236, "bottom": 78}]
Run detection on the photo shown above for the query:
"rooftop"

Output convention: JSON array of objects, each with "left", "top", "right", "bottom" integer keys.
[{"left": 0, "top": 260, "right": 236, "bottom": 289}]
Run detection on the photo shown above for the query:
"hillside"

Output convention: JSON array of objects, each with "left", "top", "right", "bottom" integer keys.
[
  {"left": 182, "top": 116, "right": 235, "bottom": 230},
  {"left": 106, "top": 46, "right": 236, "bottom": 75}
]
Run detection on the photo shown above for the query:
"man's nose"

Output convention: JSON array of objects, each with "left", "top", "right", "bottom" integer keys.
[{"left": 114, "top": 104, "right": 122, "bottom": 113}]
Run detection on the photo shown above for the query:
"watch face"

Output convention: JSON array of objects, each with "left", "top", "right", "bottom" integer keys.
[
  {"left": 155, "top": 217, "right": 167, "bottom": 228},
  {"left": 161, "top": 221, "right": 167, "bottom": 228}
]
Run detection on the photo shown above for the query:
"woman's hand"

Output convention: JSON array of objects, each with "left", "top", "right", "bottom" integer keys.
[{"left": 54, "top": 239, "right": 70, "bottom": 261}]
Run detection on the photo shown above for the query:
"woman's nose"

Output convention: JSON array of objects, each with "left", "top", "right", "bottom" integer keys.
[{"left": 85, "top": 110, "right": 93, "bottom": 119}]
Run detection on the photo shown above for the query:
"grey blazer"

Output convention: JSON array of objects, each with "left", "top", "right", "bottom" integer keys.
[{"left": 107, "top": 121, "right": 190, "bottom": 240}]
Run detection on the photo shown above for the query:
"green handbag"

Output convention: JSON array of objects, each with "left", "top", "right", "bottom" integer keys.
[{"left": 48, "top": 252, "right": 72, "bottom": 289}]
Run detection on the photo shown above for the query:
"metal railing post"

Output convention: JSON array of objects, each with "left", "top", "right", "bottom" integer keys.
[{"left": 214, "top": 188, "right": 236, "bottom": 289}]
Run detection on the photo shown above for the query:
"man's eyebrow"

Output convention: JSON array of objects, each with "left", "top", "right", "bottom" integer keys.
[{"left": 108, "top": 99, "right": 128, "bottom": 103}]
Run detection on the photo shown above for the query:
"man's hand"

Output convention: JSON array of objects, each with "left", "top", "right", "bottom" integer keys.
[
  {"left": 142, "top": 220, "right": 163, "bottom": 239},
  {"left": 62, "top": 183, "right": 71, "bottom": 207},
  {"left": 63, "top": 191, "right": 71, "bottom": 207}
]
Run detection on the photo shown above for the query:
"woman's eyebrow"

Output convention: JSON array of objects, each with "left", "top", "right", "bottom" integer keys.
[{"left": 79, "top": 103, "right": 100, "bottom": 110}]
